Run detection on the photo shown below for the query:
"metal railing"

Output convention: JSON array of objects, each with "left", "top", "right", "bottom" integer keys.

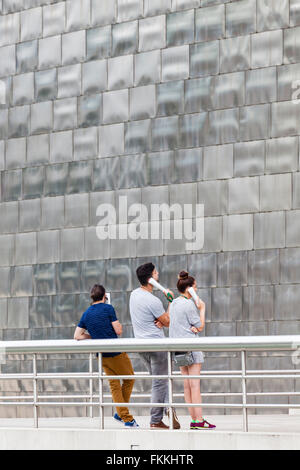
[{"left": 0, "top": 335, "right": 300, "bottom": 432}]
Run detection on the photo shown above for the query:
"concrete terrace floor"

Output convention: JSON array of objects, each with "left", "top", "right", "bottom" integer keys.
[
  {"left": 0, "top": 415, "right": 299, "bottom": 449},
  {"left": 0, "top": 414, "right": 299, "bottom": 433}
]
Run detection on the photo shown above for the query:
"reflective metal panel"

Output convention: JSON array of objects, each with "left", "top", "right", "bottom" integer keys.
[
  {"left": 223, "top": 214, "right": 253, "bottom": 251},
  {"left": 0, "top": 44, "right": 16, "bottom": 77},
  {"left": 139, "top": 16, "right": 166, "bottom": 52},
  {"left": 240, "top": 104, "right": 270, "bottom": 141},
  {"left": 74, "top": 127, "right": 98, "bottom": 160},
  {"left": 147, "top": 151, "right": 174, "bottom": 186},
  {"left": 257, "top": 0, "right": 289, "bottom": 31},
  {"left": 102, "top": 89, "right": 128, "bottom": 124},
  {"left": 144, "top": 0, "right": 171, "bottom": 16},
  {"left": 16, "top": 40, "right": 38, "bottom": 74},
  {"left": 265, "top": 136, "right": 298, "bottom": 174},
  {"left": 93, "top": 157, "right": 120, "bottom": 191},
  {"left": 43, "top": 2, "right": 66, "bottom": 38},
  {"left": 60, "top": 228, "right": 84, "bottom": 262},
  {"left": 117, "top": 0, "right": 143, "bottom": 22},
  {"left": 35, "top": 68, "right": 57, "bottom": 102},
  {"left": 166, "top": 9, "right": 194, "bottom": 47},
  {"left": 260, "top": 173, "right": 292, "bottom": 211},
  {"left": 99, "top": 123, "right": 124, "bottom": 157},
  {"left": 217, "top": 252, "right": 248, "bottom": 287},
  {"left": 246, "top": 67, "right": 276, "bottom": 105},
  {"left": 91, "top": 0, "right": 116, "bottom": 27},
  {"left": 162, "top": 45, "right": 189, "bottom": 81},
  {"left": 78, "top": 94, "right": 102, "bottom": 128},
  {"left": 0, "top": 201, "right": 18, "bottom": 234},
  {"left": 197, "top": 180, "right": 228, "bottom": 216},
  {"left": 125, "top": 120, "right": 151, "bottom": 154},
  {"left": 41, "top": 196, "right": 64, "bottom": 230},
  {"left": 20, "top": 7, "right": 42, "bottom": 42},
  {"left": 184, "top": 77, "right": 213, "bottom": 113},
  {"left": 220, "top": 36, "right": 250, "bottom": 73},
  {"left": 29, "top": 296, "right": 52, "bottom": 328},
  {"left": 19, "top": 199, "right": 40, "bottom": 232},
  {"left": 152, "top": 116, "right": 178, "bottom": 151},
  {"left": 280, "top": 247, "right": 300, "bottom": 284},
  {"left": 290, "top": 0, "right": 300, "bottom": 27},
  {"left": 174, "top": 148, "right": 202, "bottom": 184},
  {"left": 58, "top": 64, "right": 81, "bottom": 99},
  {"left": 7, "top": 298, "right": 29, "bottom": 329},
  {"left": 67, "top": 161, "right": 92, "bottom": 194},
  {"left": 5, "top": 137, "right": 26, "bottom": 169},
  {"left": 254, "top": 212, "right": 285, "bottom": 249},
  {"left": 0, "top": 267, "right": 10, "bottom": 298},
  {"left": 252, "top": 30, "right": 283, "bottom": 68},
  {"left": 195, "top": 5, "right": 224, "bottom": 42},
  {"left": 112, "top": 20, "right": 138, "bottom": 56},
  {"left": 82, "top": 60, "right": 107, "bottom": 94},
  {"left": 248, "top": 249, "right": 279, "bottom": 286},
  {"left": 53, "top": 98, "right": 77, "bottom": 132},
  {"left": 33, "top": 264, "right": 56, "bottom": 296},
  {"left": 65, "top": 0, "right": 90, "bottom": 32},
  {"left": 284, "top": 25, "right": 300, "bottom": 64},
  {"left": 130, "top": 85, "right": 156, "bottom": 120},
  {"left": 45, "top": 163, "right": 69, "bottom": 196},
  {"left": 108, "top": 55, "right": 133, "bottom": 90},
  {"left": 87, "top": 25, "right": 111, "bottom": 61},
  {"left": 65, "top": 193, "right": 89, "bottom": 228},
  {"left": 203, "top": 144, "right": 233, "bottom": 180},
  {"left": 62, "top": 30, "right": 86, "bottom": 66},
  {"left": 134, "top": 50, "right": 161, "bottom": 86},
  {"left": 39, "top": 35, "right": 61, "bottom": 70},
  {"left": 225, "top": 0, "right": 256, "bottom": 37},
  {"left": 228, "top": 176, "right": 260, "bottom": 214}
]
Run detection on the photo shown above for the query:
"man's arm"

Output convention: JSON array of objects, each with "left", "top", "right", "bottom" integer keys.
[
  {"left": 74, "top": 327, "right": 91, "bottom": 341},
  {"left": 155, "top": 302, "right": 171, "bottom": 328},
  {"left": 112, "top": 320, "right": 122, "bottom": 336}
]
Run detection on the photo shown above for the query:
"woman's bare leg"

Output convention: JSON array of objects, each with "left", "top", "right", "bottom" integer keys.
[
  {"left": 180, "top": 366, "right": 196, "bottom": 420},
  {"left": 188, "top": 363, "right": 203, "bottom": 421}
]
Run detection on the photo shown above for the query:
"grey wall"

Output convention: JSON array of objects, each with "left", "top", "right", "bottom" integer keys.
[{"left": 0, "top": 0, "right": 300, "bottom": 416}]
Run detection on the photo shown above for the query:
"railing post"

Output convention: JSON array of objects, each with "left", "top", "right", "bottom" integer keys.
[
  {"left": 167, "top": 351, "right": 173, "bottom": 430},
  {"left": 89, "top": 353, "right": 93, "bottom": 419},
  {"left": 33, "top": 353, "right": 38, "bottom": 428},
  {"left": 241, "top": 350, "right": 248, "bottom": 432},
  {"left": 98, "top": 353, "right": 104, "bottom": 429}
]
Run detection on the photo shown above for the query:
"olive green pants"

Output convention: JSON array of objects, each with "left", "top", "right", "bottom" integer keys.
[{"left": 102, "top": 352, "right": 135, "bottom": 423}]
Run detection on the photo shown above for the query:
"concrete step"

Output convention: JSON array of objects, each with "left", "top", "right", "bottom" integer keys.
[{"left": 0, "top": 415, "right": 299, "bottom": 450}]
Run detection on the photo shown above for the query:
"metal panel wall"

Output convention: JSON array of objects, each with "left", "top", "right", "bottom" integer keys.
[{"left": 0, "top": 0, "right": 299, "bottom": 417}]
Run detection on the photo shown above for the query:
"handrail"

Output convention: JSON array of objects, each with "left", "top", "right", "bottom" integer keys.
[
  {"left": 0, "top": 335, "right": 299, "bottom": 433},
  {"left": 1, "top": 335, "right": 300, "bottom": 354}
]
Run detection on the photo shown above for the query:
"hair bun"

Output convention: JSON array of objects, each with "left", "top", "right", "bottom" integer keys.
[{"left": 178, "top": 271, "right": 189, "bottom": 280}]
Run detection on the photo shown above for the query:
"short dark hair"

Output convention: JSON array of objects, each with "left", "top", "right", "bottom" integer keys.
[
  {"left": 177, "top": 271, "right": 195, "bottom": 293},
  {"left": 136, "top": 263, "right": 155, "bottom": 286},
  {"left": 90, "top": 284, "right": 106, "bottom": 302}
]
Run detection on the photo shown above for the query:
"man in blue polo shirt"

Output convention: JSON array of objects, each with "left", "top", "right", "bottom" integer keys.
[{"left": 74, "top": 284, "right": 138, "bottom": 428}]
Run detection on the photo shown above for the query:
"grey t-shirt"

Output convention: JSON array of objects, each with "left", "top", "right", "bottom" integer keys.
[
  {"left": 169, "top": 296, "right": 202, "bottom": 339},
  {"left": 129, "top": 287, "right": 165, "bottom": 339}
]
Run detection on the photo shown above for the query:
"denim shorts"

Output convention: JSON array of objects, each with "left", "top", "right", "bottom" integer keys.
[{"left": 192, "top": 351, "right": 205, "bottom": 364}]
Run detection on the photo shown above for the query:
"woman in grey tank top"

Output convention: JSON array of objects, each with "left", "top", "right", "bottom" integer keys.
[{"left": 169, "top": 271, "right": 216, "bottom": 430}]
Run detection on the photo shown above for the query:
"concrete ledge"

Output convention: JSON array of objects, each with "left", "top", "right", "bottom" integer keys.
[
  {"left": 0, "top": 427, "right": 299, "bottom": 450},
  {"left": 0, "top": 415, "right": 299, "bottom": 450}
]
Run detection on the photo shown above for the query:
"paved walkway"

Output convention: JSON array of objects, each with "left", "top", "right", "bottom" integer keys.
[{"left": 0, "top": 414, "right": 299, "bottom": 433}]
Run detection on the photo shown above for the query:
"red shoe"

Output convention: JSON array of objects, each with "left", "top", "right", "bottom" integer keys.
[{"left": 190, "top": 419, "right": 216, "bottom": 430}]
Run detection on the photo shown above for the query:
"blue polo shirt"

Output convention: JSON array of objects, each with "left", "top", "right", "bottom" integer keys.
[{"left": 78, "top": 303, "right": 121, "bottom": 357}]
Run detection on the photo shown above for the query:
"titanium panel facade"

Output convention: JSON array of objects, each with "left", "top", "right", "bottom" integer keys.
[{"left": 0, "top": 0, "right": 299, "bottom": 417}]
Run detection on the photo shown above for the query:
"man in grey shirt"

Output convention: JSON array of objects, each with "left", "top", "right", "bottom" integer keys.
[{"left": 129, "top": 262, "right": 180, "bottom": 429}]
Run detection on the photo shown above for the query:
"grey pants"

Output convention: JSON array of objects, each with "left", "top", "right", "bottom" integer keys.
[{"left": 140, "top": 351, "right": 169, "bottom": 425}]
